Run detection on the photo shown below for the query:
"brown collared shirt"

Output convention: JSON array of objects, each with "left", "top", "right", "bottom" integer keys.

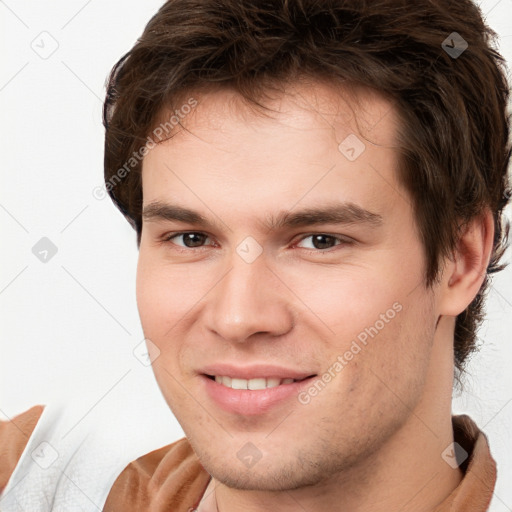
[{"left": 0, "top": 407, "right": 497, "bottom": 511}]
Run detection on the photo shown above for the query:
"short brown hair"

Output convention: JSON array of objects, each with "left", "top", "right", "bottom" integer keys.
[{"left": 103, "top": 0, "right": 511, "bottom": 376}]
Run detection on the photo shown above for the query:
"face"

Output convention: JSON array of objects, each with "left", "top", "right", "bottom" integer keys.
[{"left": 136, "top": 81, "right": 440, "bottom": 491}]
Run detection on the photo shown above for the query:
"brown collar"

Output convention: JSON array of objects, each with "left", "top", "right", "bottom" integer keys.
[
  {"left": 103, "top": 414, "right": 496, "bottom": 512},
  {"left": 432, "top": 415, "right": 496, "bottom": 511}
]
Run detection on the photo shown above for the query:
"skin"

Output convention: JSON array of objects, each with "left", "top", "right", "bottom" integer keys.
[{"left": 136, "top": 79, "right": 494, "bottom": 512}]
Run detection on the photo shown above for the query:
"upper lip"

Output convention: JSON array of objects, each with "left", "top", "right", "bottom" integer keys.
[{"left": 199, "top": 363, "right": 316, "bottom": 380}]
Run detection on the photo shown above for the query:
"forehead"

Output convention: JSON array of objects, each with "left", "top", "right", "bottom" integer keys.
[
  {"left": 155, "top": 79, "right": 399, "bottom": 149},
  {"left": 141, "top": 80, "right": 405, "bottom": 227}
]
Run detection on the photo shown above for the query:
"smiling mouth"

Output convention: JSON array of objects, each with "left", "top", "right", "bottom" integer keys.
[{"left": 205, "top": 374, "right": 316, "bottom": 390}]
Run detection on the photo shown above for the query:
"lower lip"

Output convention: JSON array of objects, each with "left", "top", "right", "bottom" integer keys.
[{"left": 201, "top": 375, "right": 316, "bottom": 416}]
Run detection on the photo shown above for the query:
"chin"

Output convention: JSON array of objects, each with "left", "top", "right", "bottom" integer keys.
[
  {"left": 190, "top": 441, "right": 339, "bottom": 492},
  {"left": 208, "top": 466, "right": 324, "bottom": 492}
]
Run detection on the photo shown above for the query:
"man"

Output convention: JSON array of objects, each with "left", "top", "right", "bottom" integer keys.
[{"left": 1, "top": 0, "right": 510, "bottom": 510}]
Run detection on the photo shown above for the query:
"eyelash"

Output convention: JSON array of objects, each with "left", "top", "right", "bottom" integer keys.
[{"left": 161, "top": 231, "right": 353, "bottom": 254}]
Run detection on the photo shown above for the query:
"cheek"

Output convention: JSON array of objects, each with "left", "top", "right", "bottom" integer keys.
[
  {"left": 135, "top": 250, "right": 206, "bottom": 338},
  {"left": 297, "top": 266, "right": 434, "bottom": 400},
  {"left": 135, "top": 252, "right": 201, "bottom": 408},
  {"left": 136, "top": 258, "right": 169, "bottom": 337},
  {"left": 281, "top": 264, "right": 404, "bottom": 342},
  {"left": 350, "top": 290, "right": 435, "bottom": 400},
  {"left": 321, "top": 296, "right": 435, "bottom": 443}
]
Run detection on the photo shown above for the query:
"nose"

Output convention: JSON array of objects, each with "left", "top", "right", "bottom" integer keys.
[{"left": 204, "top": 254, "right": 295, "bottom": 344}]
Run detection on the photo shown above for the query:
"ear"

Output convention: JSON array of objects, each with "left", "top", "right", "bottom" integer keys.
[{"left": 438, "top": 209, "right": 494, "bottom": 317}]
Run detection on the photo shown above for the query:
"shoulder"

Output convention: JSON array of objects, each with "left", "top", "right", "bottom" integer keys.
[
  {"left": 0, "top": 405, "right": 45, "bottom": 491},
  {"left": 104, "top": 436, "right": 211, "bottom": 512},
  {"left": 0, "top": 404, "right": 210, "bottom": 511}
]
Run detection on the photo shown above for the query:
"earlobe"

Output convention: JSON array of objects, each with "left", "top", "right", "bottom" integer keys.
[{"left": 439, "top": 209, "right": 494, "bottom": 317}]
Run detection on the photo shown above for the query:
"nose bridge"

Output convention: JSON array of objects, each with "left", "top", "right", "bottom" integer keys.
[{"left": 206, "top": 251, "right": 294, "bottom": 342}]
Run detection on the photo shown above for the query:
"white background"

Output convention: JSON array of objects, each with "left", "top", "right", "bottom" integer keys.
[{"left": 1, "top": 1, "right": 511, "bottom": 510}]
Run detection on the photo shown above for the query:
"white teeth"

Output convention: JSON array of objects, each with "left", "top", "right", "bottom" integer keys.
[
  {"left": 248, "top": 378, "right": 267, "bottom": 390},
  {"left": 266, "top": 377, "right": 281, "bottom": 388},
  {"left": 231, "top": 378, "right": 248, "bottom": 390},
  {"left": 212, "top": 375, "right": 297, "bottom": 389}
]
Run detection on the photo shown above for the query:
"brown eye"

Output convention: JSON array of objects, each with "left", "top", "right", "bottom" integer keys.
[
  {"left": 166, "top": 232, "right": 211, "bottom": 248},
  {"left": 297, "top": 234, "right": 342, "bottom": 250},
  {"left": 312, "top": 235, "right": 338, "bottom": 250}
]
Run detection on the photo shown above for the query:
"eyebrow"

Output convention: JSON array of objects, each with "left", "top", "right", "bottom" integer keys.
[
  {"left": 142, "top": 201, "right": 383, "bottom": 231},
  {"left": 143, "top": 202, "right": 224, "bottom": 230}
]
